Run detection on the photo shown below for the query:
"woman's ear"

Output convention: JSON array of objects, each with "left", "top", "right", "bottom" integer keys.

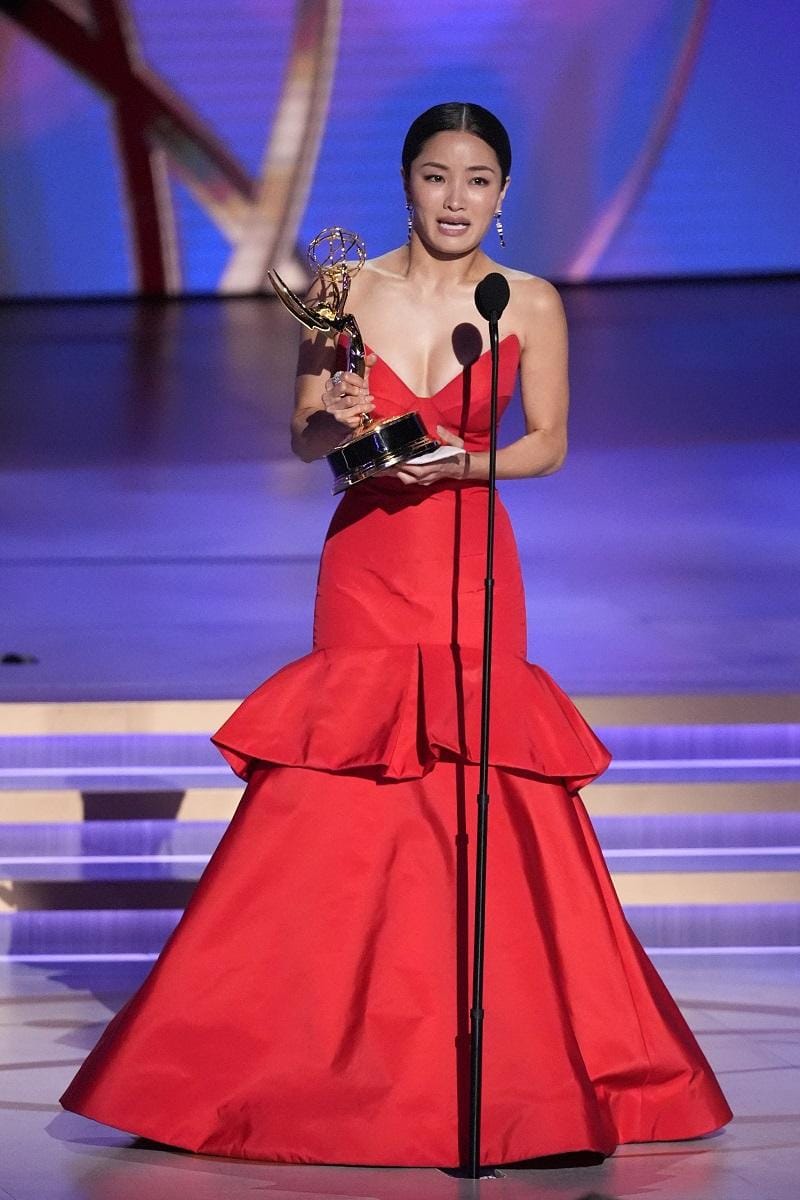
[{"left": 499, "top": 175, "right": 511, "bottom": 206}]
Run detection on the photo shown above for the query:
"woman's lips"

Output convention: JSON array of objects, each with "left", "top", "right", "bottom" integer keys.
[{"left": 437, "top": 220, "right": 470, "bottom": 236}]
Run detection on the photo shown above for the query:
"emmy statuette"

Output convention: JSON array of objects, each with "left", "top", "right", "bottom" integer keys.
[{"left": 268, "top": 227, "right": 439, "bottom": 493}]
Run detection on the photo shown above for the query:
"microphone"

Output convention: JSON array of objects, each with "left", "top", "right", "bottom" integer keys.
[{"left": 474, "top": 272, "right": 510, "bottom": 323}]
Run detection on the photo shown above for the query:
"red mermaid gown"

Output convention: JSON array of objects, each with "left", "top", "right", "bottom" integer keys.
[{"left": 60, "top": 333, "right": 732, "bottom": 1165}]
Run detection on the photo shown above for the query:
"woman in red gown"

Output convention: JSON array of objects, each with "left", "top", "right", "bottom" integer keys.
[{"left": 60, "top": 102, "right": 731, "bottom": 1166}]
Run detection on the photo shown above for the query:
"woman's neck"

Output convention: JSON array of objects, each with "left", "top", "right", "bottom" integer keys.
[{"left": 402, "top": 238, "right": 488, "bottom": 291}]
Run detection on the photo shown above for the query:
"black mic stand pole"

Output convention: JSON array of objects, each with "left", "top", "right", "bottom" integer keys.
[
  {"left": 439, "top": 273, "right": 509, "bottom": 1181},
  {"left": 468, "top": 286, "right": 504, "bottom": 1180}
]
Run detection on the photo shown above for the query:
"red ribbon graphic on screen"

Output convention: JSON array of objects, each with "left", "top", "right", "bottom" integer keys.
[{"left": 0, "top": 0, "right": 340, "bottom": 293}]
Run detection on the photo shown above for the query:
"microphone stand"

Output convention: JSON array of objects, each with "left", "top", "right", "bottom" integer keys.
[
  {"left": 468, "top": 301, "right": 502, "bottom": 1179},
  {"left": 439, "top": 272, "right": 508, "bottom": 1181}
]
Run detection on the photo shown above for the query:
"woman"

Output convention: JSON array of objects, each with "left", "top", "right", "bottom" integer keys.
[{"left": 61, "top": 102, "right": 731, "bottom": 1167}]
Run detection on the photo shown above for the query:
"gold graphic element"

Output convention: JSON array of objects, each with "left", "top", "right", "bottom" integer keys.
[{"left": 1, "top": 0, "right": 342, "bottom": 294}]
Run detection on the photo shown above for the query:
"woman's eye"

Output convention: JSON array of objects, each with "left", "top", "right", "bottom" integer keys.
[
  {"left": 471, "top": 176, "right": 490, "bottom": 186},
  {"left": 424, "top": 174, "right": 445, "bottom": 183}
]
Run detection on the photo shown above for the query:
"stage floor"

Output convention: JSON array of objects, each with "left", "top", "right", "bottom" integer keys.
[
  {"left": 1, "top": 278, "right": 798, "bottom": 1198},
  {"left": 0, "top": 953, "right": 797, "bottom": 1200},
  {"left": 1, "top": 277, "right": 798, "bottom": 701}
]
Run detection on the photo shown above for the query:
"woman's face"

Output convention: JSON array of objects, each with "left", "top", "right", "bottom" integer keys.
[{"left": 405, "top": 129, "right": 508, "bottom": 255}]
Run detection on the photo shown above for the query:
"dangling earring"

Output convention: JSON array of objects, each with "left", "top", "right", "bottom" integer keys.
[
  {"left": 494, "top": 210, "right": 506, "bottom": 248},
  {"left": 406, "top": 202, "right": 414, "bottom": 242}
]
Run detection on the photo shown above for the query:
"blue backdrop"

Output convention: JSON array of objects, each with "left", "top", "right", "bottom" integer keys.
[{"left": 0, "top": 0, "right": 797, "bottom": 296}]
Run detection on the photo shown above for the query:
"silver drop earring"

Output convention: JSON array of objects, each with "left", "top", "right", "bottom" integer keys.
[
  {"left": 406, "top": 202, "right": 414, "bottom": 242},
  {"left": 495, "top": 210, "right": 506, "bottom": 248}
]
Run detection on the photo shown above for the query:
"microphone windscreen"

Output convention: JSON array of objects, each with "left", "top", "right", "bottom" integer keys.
[{"left": 474, "top": 272, "right": 511, "bottom": 321}]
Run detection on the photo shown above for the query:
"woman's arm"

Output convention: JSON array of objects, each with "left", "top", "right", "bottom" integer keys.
[
  {"left": 289, "top": 286, "right": 376, "bottom": 462},
  {"left": 483, "top": 276, "right": 569, "bottom": 479}
]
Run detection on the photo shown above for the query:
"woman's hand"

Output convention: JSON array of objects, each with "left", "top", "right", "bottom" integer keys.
[
  {"left": 322, "top": 354, "right": 377, "bottom": 430},
  {"left": 391, "top": 425, "right": 470, "bottom": 486}
]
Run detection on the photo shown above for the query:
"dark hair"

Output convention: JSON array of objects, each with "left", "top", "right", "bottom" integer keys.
[{"left": 401, "top": 102, "right": 511, "bottom": 184}]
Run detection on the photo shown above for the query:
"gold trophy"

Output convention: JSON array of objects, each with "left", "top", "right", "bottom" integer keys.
[{"left": 268, "top": 227, "right": 438, "bottom": 494}]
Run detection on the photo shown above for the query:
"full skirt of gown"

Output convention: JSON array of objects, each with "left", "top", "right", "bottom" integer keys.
[{"left": 60, "top": 335, "right": 732, "bottom": 1164}]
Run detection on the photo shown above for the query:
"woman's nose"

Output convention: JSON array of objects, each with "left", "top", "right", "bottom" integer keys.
[{"left": 444, "top": 189, "right": 466, "bottom": 210}]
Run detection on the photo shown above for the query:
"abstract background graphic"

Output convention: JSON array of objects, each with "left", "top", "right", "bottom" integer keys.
[{"left": 0, "top": 0, "right": 797, "bottom": 298}]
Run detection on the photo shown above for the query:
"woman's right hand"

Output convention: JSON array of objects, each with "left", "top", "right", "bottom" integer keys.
[{"left": 321, "top": 354, "right": 376, "bottom": 429}]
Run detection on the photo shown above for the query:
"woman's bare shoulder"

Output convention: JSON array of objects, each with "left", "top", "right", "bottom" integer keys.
[
  {"left": 498, "top": 268, "right": 565, "bottom": 329},
  {"left": 495, "top": 264, "right": 560, "bottom": 298},
  {"left": 366, "top": 247, "right": 407, "bottom": 269},
  {"left": 346, "top": 249, "right": 407, "bottom": 300},
  {"left": 485, "top": 267, "right": 566, "bottom": 353},
  {"left": 476, "top": 257, "right": 562, "bottom": 309}
]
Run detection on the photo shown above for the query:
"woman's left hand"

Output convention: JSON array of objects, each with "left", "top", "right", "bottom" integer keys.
[{"left": 390, "top": 425, "right": 469, "bottom": 486}]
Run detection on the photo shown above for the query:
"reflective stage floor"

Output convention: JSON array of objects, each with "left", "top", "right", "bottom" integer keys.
[
  {"left": 1, "top": 954, "right": 797, "bottom": 1200},
  {"left": 1, "top": 277, "right": 798, "bottom": 702},
  {"left": 1, "top": 278, "right": 798, "bottom": 1199}
]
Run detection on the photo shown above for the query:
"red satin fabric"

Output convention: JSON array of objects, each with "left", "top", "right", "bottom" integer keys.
[{"left": 61, "top": 335, "right": 731, "bottom": 1164}]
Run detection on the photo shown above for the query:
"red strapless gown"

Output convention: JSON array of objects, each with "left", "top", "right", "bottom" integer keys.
[{"left": 61, "top": 334, "right": 731, "bottom": 1165}]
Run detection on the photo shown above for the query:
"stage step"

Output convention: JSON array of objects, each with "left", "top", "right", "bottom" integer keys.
[
  {"left": 1, "top": 813, "right": 799, "bottom": 880},
  {"left": 2, "top": 781, "right": 797, "bottom": 822},
  {"left": 2, "top": 903, "right": 798, "bottom": 960},
  {"left": 1, "top": 722, "right": 799, "bottom": 791},
  {"left": 0, "top": 701, "right": 797, "bottom": 957}
]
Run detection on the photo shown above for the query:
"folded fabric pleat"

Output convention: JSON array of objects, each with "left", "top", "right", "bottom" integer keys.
[{"left": 212, "top": 643, "right": 611, "bottom": 792}]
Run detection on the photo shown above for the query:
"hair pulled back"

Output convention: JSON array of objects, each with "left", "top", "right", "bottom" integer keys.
[{"left": 401, "top": 102, "right": 511, "bottom": 184}]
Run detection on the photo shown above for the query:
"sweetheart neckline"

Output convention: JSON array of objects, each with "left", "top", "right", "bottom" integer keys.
[{"left": 365, "top": 332, "right": 519, "bottom": 400}]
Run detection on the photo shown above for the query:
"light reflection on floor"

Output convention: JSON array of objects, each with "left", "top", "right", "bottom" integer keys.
[{"left": 0, "top": 955, "right": 797, "bottom": 1200}]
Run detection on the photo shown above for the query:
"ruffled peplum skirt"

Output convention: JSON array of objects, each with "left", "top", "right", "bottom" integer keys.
[{"left": 60, "top": 480, "right": 732, "bottom": 1164}]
